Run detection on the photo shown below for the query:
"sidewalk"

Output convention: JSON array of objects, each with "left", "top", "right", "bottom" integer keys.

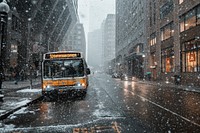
[
  {"left": 2, "top": 78, "right": 41, "bottom": 90},
  {"left": 136, "top": 78, "right": 200, "bottom": 93},
  {"left": 0, "top": 78, "right": 42, "bottom": 120}
]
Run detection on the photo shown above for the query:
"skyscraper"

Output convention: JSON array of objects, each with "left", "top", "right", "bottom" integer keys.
[{"left": 102, "top": 14, "right": 116, "bottom": 72}]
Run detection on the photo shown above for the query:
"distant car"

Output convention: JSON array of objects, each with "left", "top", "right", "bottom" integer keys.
[
  {"left": 120, "top": 74, "right": 132, "bottom": 81},
  {"left": 112, "top": 73, "right": 120, "bottom": 78}
]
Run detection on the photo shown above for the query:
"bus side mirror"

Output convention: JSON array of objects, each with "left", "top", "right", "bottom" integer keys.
[{"left": 86, "top": 68, "right": 91, "bottom": 75}]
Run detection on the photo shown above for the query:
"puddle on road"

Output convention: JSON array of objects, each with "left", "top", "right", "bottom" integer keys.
[{"left": 73, "top": 121, "right": 121, "bottom": 133}]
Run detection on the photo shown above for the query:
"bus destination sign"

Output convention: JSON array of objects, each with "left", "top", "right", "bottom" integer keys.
[{"left": 45, "top": 52, "right": 81, "bottom": 59}]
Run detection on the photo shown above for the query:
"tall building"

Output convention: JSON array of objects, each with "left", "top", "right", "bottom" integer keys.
[
  {"left": 63, "top": 23, "right": 86, "bottom": 58},
  {"left": 102, "top": 14, "right": 116, "bottom": 73},
  {"left": 146, "top": 0, "right": 200, "bottom": 86},
  {"left": 88, "top": 0, "right": 115, "bottom": 32},
  {"left": 87, "top": 29, "right": 103, "bottom": 69},
  {"left": 4, "top": 0, "right": 78, "bottom": 75},
  {"left": 115, "top": 0, "right": 147, "bottom": 79}
]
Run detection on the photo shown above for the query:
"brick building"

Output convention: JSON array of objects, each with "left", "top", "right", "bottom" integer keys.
[{"left": 146, "top": 0, "right": 200, "bottom": 86}]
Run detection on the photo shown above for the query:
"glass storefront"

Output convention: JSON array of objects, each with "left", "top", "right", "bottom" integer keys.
[
  {"left": 161, "top": 47, "right": 174, "bottom": 73},
  {"left": 181, "top": 40, "right": 200, "bottom": 72}
]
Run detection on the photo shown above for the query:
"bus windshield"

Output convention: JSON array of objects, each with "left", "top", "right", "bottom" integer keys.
[{"left": 43, "top": 59, "right": 84, "bottom": 79}]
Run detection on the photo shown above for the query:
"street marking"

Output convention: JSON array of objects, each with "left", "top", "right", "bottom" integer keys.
[
  {"left": 130, "top": 92, "right": 200, "bottom": 127},
  {"left": 73, "top": 121, "right": 121, "bottom": 133}
]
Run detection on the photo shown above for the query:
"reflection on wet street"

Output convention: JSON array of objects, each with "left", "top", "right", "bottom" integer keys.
[
  {"left": 1, "top": 73, "right": 200, "bottom": 132},
  {"left": 94, "top": 73, "right": 200, "bottom": 132}
]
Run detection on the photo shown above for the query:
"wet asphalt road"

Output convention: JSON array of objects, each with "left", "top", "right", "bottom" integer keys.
[{"left": 1, "top": 73, "right": 200, "bottom": 132}]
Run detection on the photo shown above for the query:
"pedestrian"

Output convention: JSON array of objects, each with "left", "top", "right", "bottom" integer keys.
[
  {"left": 13, "top": 64, "right": 20, "bottom": 85},
  {"left": 19, "top": 69, "right": 25, "bottom": 81}
]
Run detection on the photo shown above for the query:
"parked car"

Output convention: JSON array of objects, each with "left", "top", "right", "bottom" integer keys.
[{"left": 112, "top": 73, "right": 120, "bottom": 78}]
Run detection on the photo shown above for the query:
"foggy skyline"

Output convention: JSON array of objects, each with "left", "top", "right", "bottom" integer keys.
[
  {"left": 78, "top": 0, "right": 115, "bottom": 33},
  {"left": 78, "top": 0, "right": 115, "bottom": 60}
]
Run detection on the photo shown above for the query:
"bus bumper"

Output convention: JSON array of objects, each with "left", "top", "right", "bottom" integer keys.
[{"left": 42, "top": 86, "right": 87, "bottom": 95}]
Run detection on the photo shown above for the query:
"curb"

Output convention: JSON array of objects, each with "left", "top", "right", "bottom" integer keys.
[
  {"left": 0, "top": 96, "right": 43, "bottom": 120},
  {"left": 0, "top": 83, "right": 42, "bottom": 120}
]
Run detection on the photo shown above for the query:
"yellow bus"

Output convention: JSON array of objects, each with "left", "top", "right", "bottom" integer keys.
[{"left": 41, "top": 51, "right": 90, "bottom": 99}]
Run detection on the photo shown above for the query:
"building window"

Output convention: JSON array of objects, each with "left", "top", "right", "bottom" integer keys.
[
  {"left": 185, "top": 10, "right": 196, "bottom": 30},
  {"left": 179, "top": 0, "right": 184, "bottom": 4},
  {"left": 197, "top": 6, "right": 200, "bottom": 25},
  {"left": 161, "top": 47, "right": 174, "bottom": 73},
  {"left": 11, "top": 15, "right": 21, "bottom": 32},
  {"left": 150, "top": 32, "right": 156, "bottom": 46},
  {"left": 153, "top": 0, "right": 156, "bottom": 25},
  {"left": 160, "top": 0, "right": 173, "bottom": 19},
  {"left": 181, "top": 40, "right": 200, "bottom": 72},
  {"left": 180, "top": 5, "right": 200, "bottom": 32},
  {"left": 180, "top": 16, "right": 185, "bottom": 32},
  {"left": 11, "top": 44, "right": 18, "bottom": 53},
  {"left": 161, "top": 22, "right": 174, "bottom": 41},
  {"left": 150, "top": 53, "right": 156, "bottom": 68}
]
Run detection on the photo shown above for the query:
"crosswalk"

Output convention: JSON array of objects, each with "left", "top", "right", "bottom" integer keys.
[{"left": 73, "top": 121, "right": 121, "bottom": 133}]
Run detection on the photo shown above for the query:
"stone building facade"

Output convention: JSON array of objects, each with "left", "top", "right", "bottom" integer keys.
[
  {"left": 146, "top": 0, "right": 200, "bottom": 86},
  {"left": 115, "top": 0, "right": 147, "bottom": 79}
]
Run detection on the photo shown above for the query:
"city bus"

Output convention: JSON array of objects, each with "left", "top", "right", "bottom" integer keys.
[{"left": 41, "top": 51, "right": 90, "bottom": 99}]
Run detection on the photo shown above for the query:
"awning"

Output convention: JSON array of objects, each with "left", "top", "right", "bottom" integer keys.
[{"left": 125, "top": 52, "right": 143, "bottom": 60}]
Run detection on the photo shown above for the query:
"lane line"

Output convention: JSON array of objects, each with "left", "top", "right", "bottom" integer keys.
[{"left": 130, "top": 91, "right": 200, "bottom": 127}]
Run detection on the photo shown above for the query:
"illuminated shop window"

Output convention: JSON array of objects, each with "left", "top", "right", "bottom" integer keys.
[
  {"left": 186, "top": 52, "right": 197, "bottom": 72},
  {"left": 181, "top": 40, "right": 200, "bottom": 72},
  {"left": 161, "top": 47, "right": 174, "bottom": 73}
]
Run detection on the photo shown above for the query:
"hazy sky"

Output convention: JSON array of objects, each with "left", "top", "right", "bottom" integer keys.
[
  {"left": 78, "top": 0, "right": 115, "bottom": 33},
  {"left": 78, "top": 0, "right": 115, "bottom": 59}
]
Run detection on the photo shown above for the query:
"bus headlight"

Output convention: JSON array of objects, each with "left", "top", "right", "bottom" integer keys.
[
  {"left": 76, "top": 83, "right": 82, "bottom": 87},
  {"left": 45, "top": 85, "right": 55, "bottom": 91},
  {"left": 76, "top": 82, "right": 86, "bottom": 88}
]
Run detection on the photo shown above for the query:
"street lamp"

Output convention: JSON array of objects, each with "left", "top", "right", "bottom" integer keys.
[
  {"left": 0, "top": 0, "right": 10, "bottom": 100},
  {"left": 0, "top": 0, "right": 10, "bottom": 62}
]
